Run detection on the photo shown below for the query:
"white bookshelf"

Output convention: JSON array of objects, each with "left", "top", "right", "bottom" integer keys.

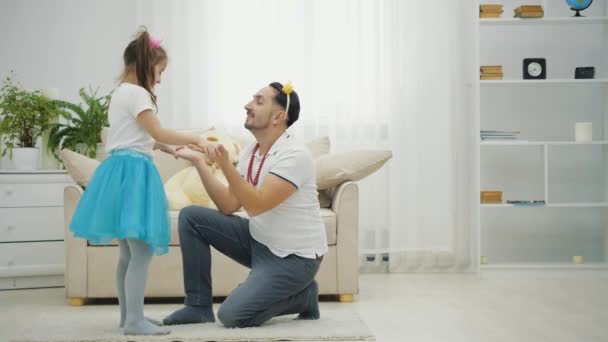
[
  {"left": 482, "top": 202, "right": 608, "bottom": 208},
  {"left": 476, "top": 0, "right": 608, "bottom": 270},
  {"left": 481, "top": 140, "right": 608, "bottom": 145},
  {"left": 480, "top": 16, "right": 608, "bottom": 25},
  {"left": 481, "top": 79, "right": 608, "bottom": 86},
  {"left": 481, "top": 263, "right": 608, "bottom": 270}
]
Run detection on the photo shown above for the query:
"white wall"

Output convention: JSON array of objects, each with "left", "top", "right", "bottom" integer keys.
[{"left": 0, "top": 0, "right": 137, "bottom": 104}]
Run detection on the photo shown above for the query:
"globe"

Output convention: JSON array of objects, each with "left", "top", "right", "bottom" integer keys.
[{"left": 565, "top": 0, "right": 593, "bottom": 17}]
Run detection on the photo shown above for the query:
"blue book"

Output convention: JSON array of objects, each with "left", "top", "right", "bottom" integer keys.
[{"left": 507, "top": 200, "right": 545, "bottom": 206}]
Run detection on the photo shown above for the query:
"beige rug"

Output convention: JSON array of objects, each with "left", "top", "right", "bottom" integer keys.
[{"left": 10, "top": 305, "right": 374, "bottom": 342}]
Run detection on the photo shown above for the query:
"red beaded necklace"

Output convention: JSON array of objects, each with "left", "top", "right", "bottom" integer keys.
[{"left": 247, "top": 144, "right": 270, "bottom": 186}]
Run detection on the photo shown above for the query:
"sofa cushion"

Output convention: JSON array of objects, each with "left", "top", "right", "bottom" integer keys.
[
  {"left": 305, "top": 136, "right": 330, "bottom": 159},
  {"left": 316, "top": 150, "right": 393, "bottom": 190},
  {"left": 60, "top": 149, "right": 100, "bottom": 187}
]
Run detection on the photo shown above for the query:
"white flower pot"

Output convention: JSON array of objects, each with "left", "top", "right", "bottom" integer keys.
[{"left": 12, "top": 148, "right": 40, "bottom": 170}]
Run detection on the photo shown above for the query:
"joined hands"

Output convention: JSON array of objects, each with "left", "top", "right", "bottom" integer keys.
[{"left": 174, "top": 142, "right": 230, "bottom": 167}]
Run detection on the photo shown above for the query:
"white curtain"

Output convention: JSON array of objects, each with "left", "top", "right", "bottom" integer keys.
[{"left": 136, "top": 0, "right": 477, "bottom": 272}]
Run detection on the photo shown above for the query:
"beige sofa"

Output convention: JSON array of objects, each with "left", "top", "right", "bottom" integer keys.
[{"left": 63, "top": 148, "right": 360, "bottom": 305}]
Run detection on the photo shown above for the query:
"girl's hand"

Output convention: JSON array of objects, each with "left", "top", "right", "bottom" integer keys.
[
  {"left": 175, "top": 146, "right": 206, "bottom": 163},
  {"left": 186, "top": 144, "right": 214, "bottom": 165},
  {"left": 159, "top": 145, "right": 178, "bottom": 159}
]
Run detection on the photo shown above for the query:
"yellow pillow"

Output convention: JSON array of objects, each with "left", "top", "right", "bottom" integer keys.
[
  {"left": 164, "top": 129, "right": 241, "bottom": 211},
  {"left": 164, "top": 165, "right": 229, "bottom": 210},
  {"left": 201, "top": 129, "right": 241, "bottom": 165}
]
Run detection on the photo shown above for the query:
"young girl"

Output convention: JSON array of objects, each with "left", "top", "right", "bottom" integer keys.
[{"left": 69, "top": 29, "right": 209, "bottom": 336}]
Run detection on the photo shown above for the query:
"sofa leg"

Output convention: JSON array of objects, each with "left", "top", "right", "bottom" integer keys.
[
  {"left": 338, "top": 294, "right": 354, "bottom": 302},
  {"left": 68, "top": 297, "right": 86, "bottom": 306}
]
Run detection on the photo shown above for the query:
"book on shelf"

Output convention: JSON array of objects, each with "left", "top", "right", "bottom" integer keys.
[
  {"left": 480, "top": 4, "right": 503, "bottom": 11},
  {"left": 480, "top": 75, "right": 504, "bottom": 80},
  {"left": 481, "top": 130, "right": 521, "bottom": 141},
  {"left": 481, "top": 190, "right": 503, "bottom": 204},
  {"left": 515, "top": 11, "right": 544, "bottom": 18},
  {"left": 481, "top": 136, "right": 520, "bottom": 141},
  {"left": 481, "top": 72, "right": 504, "bottom": 76},
  {"left": 480, "top": 65, "right": 503, "bottom": 73},
  {"left": 480, "top": 4, "right": 503, "bottom": 18},
  {"left": 480, "top": 65, "right": 504, "bottom": 79},
  {"left": 481, "top": 130, "right": 520, "bottom": 134},
  {"left": 514, "top": 6, "right": 544, "bottom": 18},
  {"left": 480, "top": 12, "right": 503, "bottom": 18},
  {"left": 506, "top": 200, "right": 546, "bottom": 206},
  {"left": 517, "top": 5, "right": 543, "bottom": 11}
]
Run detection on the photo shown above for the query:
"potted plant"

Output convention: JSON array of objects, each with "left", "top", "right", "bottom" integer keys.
[
  {"left": 47, "top": 87, "right": 111, "bottom": 161},
  {"left": 0, "top": 74, "right": 63, "bottom": 170}
]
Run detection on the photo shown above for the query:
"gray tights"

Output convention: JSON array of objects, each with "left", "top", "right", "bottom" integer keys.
[{"left": 116, "top": 239, "right": 169, "bottom": 335}]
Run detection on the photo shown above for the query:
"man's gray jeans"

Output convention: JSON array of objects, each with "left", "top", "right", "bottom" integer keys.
[{"left": 178, "top": 205, "right": 321, "bottom": 328}]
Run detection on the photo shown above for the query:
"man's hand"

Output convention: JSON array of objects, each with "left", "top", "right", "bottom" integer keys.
[
  {"left": 209, "top": 144, "right": 230, "bottom": 168},
  {"left": 197, "top": 137, "right": 212, "bottom": 151},
  {"left": 187, "top": 144, "right": 230, "bottom": 166}
]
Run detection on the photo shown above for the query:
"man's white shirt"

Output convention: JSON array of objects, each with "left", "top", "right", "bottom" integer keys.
[{"left": 238, "top": 132, "right": 328, "bottom": 259}]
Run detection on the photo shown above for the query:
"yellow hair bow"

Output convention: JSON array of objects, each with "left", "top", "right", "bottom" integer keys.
[
  {"left": 282, "top": 81, "right": 293, "bottom": 117},
  {"left": 282, "top": 81, "right": 293, "bottom": 95}
]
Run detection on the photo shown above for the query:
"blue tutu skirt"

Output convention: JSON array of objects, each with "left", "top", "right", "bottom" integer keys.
[{"left": 69, "top": 149, "right": 170, "bottom": 256}]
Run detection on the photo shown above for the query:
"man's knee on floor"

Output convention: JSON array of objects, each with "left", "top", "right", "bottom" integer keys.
[{"left": 217, "top": 305, "right": 251, "bottom": 328}]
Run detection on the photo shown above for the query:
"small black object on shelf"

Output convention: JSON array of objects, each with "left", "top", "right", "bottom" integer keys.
[{"left": 575, "top": 67, "right": 595, "bottom": 79}]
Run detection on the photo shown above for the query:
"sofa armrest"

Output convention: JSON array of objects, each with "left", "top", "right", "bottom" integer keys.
[
  {"left": 331, "top": 181, "right": 359, "bottom": 294},
  {"left": 64, "top": 184, "right": 87, "bottom": 298}
]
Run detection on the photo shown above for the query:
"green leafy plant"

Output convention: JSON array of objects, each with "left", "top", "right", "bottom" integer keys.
[
  {"left": 0, "top": 74, "right": 63, "bottom": 158},
  {"left": 47, "top": 87, "right": 111, "bottom": 159}
]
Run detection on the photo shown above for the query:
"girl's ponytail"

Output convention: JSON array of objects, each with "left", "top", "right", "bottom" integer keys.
[
  {"left": 122, "top": 27, "right": 167, "bottom": 108},
  {"left": 135, "top": 31, "right": 155, "bottom": 106}
]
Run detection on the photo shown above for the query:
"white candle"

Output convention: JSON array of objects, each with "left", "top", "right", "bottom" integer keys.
[{"left": 575, "top": 122, "right": 592, "bottom": 142}]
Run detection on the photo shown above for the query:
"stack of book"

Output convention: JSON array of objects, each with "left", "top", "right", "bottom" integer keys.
[
  {"left": 480, "top": 65, "right": 503, "bottom": 80},
  {"left": 514, "top": 5, "right": 544, "bottom": 18},
  {"left": 481, "top": 191, "right": 503, "bottom": 204},
  {"left": 480, "top": 4, "right": 503, "bottom": 18},
  {"left": 481, "top": 130, "right": 521, "bottom": 141}
]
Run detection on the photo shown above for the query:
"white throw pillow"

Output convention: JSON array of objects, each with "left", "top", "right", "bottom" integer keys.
[
  {"left": 60, "top": 149, "right": 100, "bottom": 187},
  {"left": 315, "top": 150, "right": 393, "bottom": 190}
]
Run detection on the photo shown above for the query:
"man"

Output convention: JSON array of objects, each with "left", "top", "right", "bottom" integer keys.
[{"left": 163, "top": 82, "right": 327, "bottom": 328}]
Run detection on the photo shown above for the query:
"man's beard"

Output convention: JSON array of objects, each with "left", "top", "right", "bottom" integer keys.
[{"left": 244, "top": 115, "right": 271, "bottom": 131}]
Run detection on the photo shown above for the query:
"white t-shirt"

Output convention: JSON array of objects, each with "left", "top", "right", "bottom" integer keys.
[
  {"left": 238, "top": 132, "right": 328, "bottom": 259},
  {"left": 105, "top": 83, "right": 156, "bottom": 157}
]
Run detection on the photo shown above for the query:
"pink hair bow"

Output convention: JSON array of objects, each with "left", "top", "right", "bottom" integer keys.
[{"left": 150, "top": 36, "right": 162, "bottom": 49}]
